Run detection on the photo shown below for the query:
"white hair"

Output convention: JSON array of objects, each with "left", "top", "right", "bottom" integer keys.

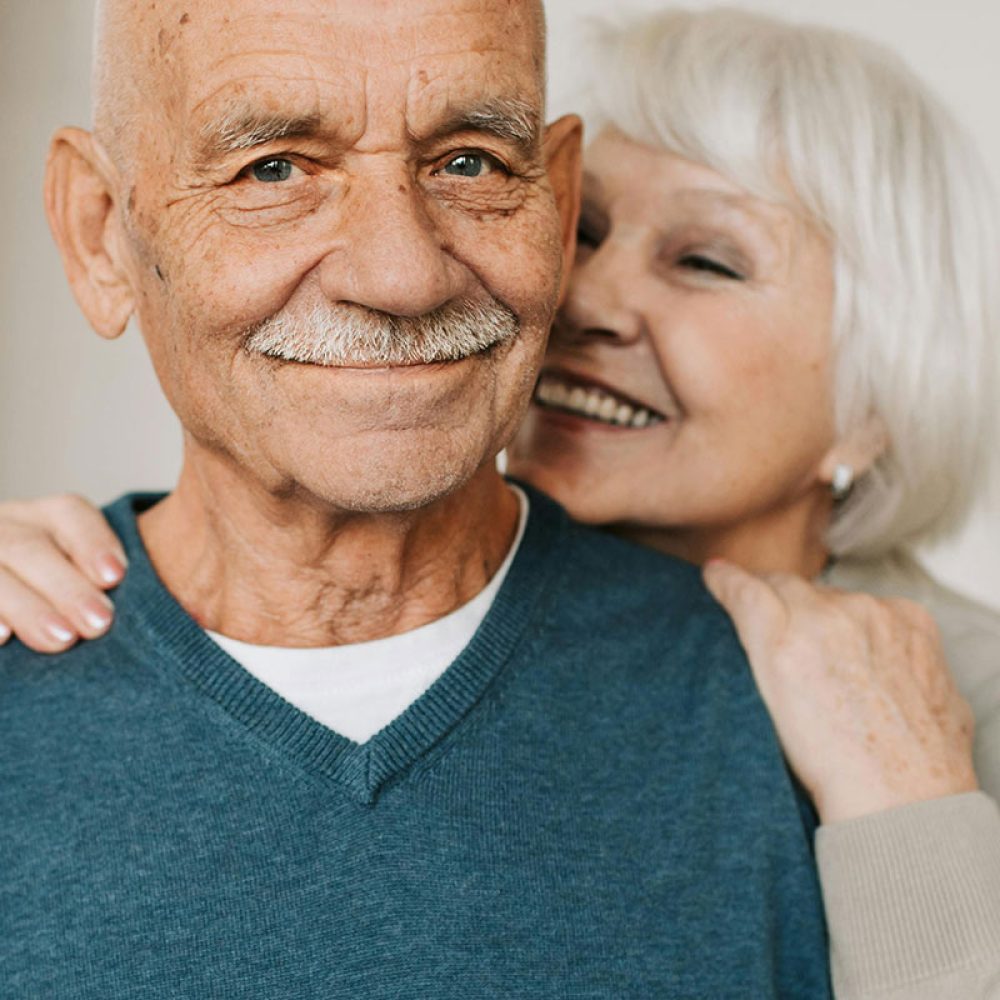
[
  {"left": 585, "top": 7, "right": 1000, "bottom": 557},
  {"left": 243, "top": 298, "right": 519, "bottom": 368}
]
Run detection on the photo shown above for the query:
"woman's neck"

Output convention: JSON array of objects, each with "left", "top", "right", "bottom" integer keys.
[{"left": 613, "top": 494, "right": 833, "bottom": 579}]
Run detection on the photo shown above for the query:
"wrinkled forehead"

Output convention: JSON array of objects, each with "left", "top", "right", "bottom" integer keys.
[{"left": 143, "top": 0, "right": 545, "bottom": 150}]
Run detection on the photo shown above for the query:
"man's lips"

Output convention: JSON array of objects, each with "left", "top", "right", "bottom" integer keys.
[
  {"left": 254, "top": 337, "right": 505, "bottom": 371},
  {"left": 532, "top": 371, "right": 669, "bottom": 429}
]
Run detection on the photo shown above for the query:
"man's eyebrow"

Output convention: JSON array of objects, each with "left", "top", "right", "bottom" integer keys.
[
  {"left": 197, "top": 109, "right": 325, "bottom": 157},
  {"left": 421, "top": 98, "right": 541, "bottom": 152}
]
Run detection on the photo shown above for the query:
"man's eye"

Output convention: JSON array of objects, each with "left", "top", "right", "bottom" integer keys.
[
  {"left": 247, "top": 158, "right": 296, "bottom": 183},
  {"left": 441, "top": 153, "right": 498, "bottom": 178},
  {"left": 679, "top": 254, "right": 743, "bottom": 280}
]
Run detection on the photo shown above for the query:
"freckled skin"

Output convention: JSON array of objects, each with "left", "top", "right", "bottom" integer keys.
[
  {"left": 64, "top": 0, "right": 578, "bottom": 644},
  {"left": 510, "top": 129, "right": 838, "bottom": 576},
  {"left": 117, "top": 0, "right": 564, "bottom": 514}
]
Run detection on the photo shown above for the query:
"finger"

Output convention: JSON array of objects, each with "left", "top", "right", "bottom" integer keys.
[
  {"left": 759, "top": 570, "right": 831, "bottom": 610},
  {"left": 0, "top": 565, "right": 78, "bottom": 653},
  {"left": 0, "top": 535, "right": 114, "bottom": 638},
  {"left": 702, "top": 559, "right": 786, "bottom": 654},
  {"left": 881, "top": 596, "right": 941, "bottom": 638},
  {"left": 33, "top": 494, "right": 127, "bottom": 588}
]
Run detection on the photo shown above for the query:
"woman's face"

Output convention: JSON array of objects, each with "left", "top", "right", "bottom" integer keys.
[{"left": 509, "top": 128, "right": 838, "bottom": 566}]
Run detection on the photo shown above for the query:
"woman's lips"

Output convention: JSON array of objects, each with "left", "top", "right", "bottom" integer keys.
[{"left": 532, "top": 371, "right": 669, "bottom": 429}]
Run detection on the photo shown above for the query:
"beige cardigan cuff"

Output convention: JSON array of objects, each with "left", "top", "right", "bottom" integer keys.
[{"left": 817, "top": 791, "right": 1000, "bottom": 999}]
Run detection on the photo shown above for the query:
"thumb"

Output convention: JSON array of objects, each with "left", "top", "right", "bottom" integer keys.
[{"left": 702, "top": 559, "right": 784, "bottom": 656}]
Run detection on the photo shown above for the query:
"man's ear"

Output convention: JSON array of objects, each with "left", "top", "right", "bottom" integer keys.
[
  {"left": 543, "top": 114, "right": 583, "bottom": 307},
  {"left": 44, "top": 127, "right": 135, "bottom": 340},
  {"left": 817, "top": 414, "right": 890, "bottom": 486}
]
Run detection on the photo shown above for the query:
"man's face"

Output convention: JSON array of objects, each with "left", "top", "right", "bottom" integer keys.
[{"left": 117, "top": 0, "right": 574, "bottom": 512}]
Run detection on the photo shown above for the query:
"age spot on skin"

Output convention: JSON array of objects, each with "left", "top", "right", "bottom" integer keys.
[{"left": 179, "top": 12, "right": 190, "bottom": 25}]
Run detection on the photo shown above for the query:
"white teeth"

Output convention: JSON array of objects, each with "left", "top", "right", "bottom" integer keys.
[{"left": 533, "top": 374, "right": 665, "bottom": 429}]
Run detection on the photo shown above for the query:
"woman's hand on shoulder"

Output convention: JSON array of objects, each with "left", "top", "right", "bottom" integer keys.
[
  {"left": 703, "top": 559, "right": 978, "bottom": 824},
  {"left": 0, "top": 494, "right": 126, "bottom": 652}
]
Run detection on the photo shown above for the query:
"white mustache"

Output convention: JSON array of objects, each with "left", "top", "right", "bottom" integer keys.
[{"left": 243, "top": 299, "right": 519, "bottom": 367}]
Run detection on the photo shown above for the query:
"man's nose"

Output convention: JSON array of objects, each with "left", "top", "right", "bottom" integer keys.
[
  {"left": 558, "top": 240, "right": 643, "bottom": 346},
  {"left": 318, "top": 168, "right": 465, "bottom": 317}
]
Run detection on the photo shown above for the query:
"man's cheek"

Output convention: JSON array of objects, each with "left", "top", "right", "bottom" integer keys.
[{"left": 154, "top": 239, "right": 306, "bottom": 348}]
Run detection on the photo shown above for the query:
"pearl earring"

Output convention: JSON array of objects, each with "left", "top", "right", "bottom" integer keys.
[{"left": 830, "top": 463, "right": 855, "bottom": 502}]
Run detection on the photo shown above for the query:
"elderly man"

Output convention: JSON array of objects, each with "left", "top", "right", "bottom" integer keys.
[{"left": 0, "top": 0, "right": 830, "bottom": 995}]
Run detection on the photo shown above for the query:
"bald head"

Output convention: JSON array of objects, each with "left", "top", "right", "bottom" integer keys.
[
  {"left": 92, "top": 0, "right": 548, "bottom": 173},
  {"left": 91, "top": 0, "right": 169, "bottom": 170}
]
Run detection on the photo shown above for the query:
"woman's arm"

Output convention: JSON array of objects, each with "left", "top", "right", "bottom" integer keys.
[
  {"left": 0, "top": 495, "right": 126, "bottom": 651},
  {"left": 705, "top": 561, "right": 1000, "bottom": 999}
]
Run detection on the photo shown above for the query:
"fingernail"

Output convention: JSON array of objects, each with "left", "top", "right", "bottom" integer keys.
[
  {"left": 0, "top": 623, "right": 10, "bottom": 644},
  {"left": 82, "top": 600, "right": 113, "bottom": 633},
  {"left": 45, "top": 621, "right": 76, "bottom": 645},
  {"left": 96, "top": 554, "right": 126, "bottom": 586}
]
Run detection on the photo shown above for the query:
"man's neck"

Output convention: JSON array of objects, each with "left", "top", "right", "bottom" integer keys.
[{"left": 138, "top": 456, "right": 521, "bottom": 647}]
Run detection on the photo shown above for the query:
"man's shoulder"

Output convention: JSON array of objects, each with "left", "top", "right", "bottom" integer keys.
[
  {"left": 542, "top": 507, "right": 733, "bottom": 643},
  {"left": 514, "top": 487, "right": 746, "bottom": 688},
  {"left": 0, "top": 628, "right": 148, "bottom": 709},
  {"left": 0, "top": 493, "right": 161, "bottom": 688}
]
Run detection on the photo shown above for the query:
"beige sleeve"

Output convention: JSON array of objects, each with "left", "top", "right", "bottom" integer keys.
[{"left": 817, "top": 792, "right": 1000, "bottom": 999}]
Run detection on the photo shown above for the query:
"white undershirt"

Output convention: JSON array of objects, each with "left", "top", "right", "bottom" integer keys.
[{"left": 207, "top": 487, "right": 529, "bottom": 744}]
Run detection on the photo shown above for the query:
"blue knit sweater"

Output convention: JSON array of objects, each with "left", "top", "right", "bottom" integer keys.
[{"left": 0, "top": 488, "right": 830, "bottom": 998}]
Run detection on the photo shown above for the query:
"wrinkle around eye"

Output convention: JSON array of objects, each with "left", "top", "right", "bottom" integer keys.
[
  {"left": 424, "top": 161, "right": 537, "bottom": 217},
  {"left": 428, "top": 180, "right": 532, "bottom": 219},
  {"left": 678, "top": 254, "right": 745, "bottom": 280},
  {"left": 211, "top": 177, "right": 331, "bottom": 229}
]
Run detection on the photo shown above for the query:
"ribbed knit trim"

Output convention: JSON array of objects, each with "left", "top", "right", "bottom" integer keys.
[
  {"left": 816, "top": 791, "right": 1000, "bottom": 998},
  {"left": 103, "top": 483, "right": 567, "bottom": 805}
]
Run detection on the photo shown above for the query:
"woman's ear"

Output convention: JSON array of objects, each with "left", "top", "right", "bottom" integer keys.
[
  {"left": 44, "top": 127, "right": 134, "bottom": 340},
  {"left": 818, "top": 414, "right": 890, "bottom": 487},
  {"left": 543, "top": 114, "right": 584, "bottom": 307}
]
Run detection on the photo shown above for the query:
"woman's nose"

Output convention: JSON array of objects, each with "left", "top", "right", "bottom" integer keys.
[{"left": 558, "top": 241, "right": 643, "bottom": 345}]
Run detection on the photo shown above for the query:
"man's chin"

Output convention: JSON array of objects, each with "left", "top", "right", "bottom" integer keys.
[{"left": 299, "top": 457, "right": 494, "bottom": 517}]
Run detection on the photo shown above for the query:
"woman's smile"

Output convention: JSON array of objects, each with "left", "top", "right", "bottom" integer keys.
[{"left": 532, "top": 369, "right": 671, "bottom": 431}]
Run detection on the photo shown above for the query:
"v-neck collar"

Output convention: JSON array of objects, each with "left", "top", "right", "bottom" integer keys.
[{"left": 104, "top": 483, "right": 565, "bottom": 805}]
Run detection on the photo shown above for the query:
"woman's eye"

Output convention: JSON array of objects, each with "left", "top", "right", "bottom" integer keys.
[
  {"left": 441, "top": 153, "right": 498, "bottom": 178},
  {"left": 577, "top": 222, "right": 602, "bottom": 248},
  {"left": 247, "top": 158, "right": 296, "bottom": 183},
  {"left": 679, "top": 254, "right": 743, "bottom": 280}
]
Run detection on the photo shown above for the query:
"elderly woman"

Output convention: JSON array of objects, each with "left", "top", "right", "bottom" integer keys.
[{"left": 1, "top": 8, "right": 999, "bottom": 998}]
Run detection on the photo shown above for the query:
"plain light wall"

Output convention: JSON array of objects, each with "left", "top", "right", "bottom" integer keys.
[{"left": 0, "top": 0, "right": 997, "bottom": 610}]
